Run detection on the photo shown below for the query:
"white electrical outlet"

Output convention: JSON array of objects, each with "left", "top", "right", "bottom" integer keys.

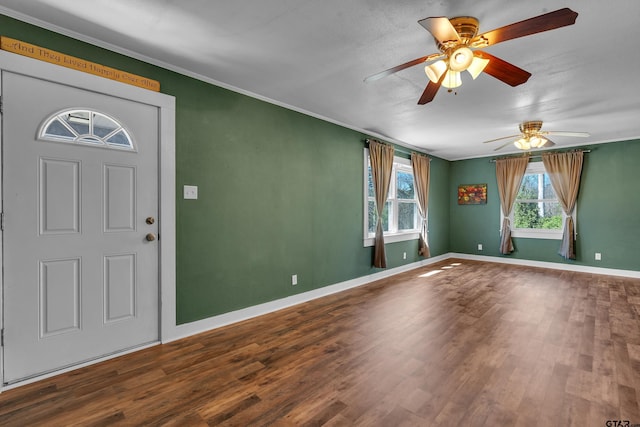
[
  {"left": 291, "top": 274, "right": 298, "bottom": 285},
  {"left": 403, "top": 252, "right": 407, "bottom": 260},
  {"left": 183, "top": 185, "right": 198, "bottom": 200},
  {"left": 478, "top": 244, "right": 483, "bottom": 251},
  {"left": 595, "top": 252, "right": 601, "bottom": 261}
]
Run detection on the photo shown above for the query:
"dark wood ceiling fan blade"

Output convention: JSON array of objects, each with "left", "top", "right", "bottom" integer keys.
[
  {"left": 364, "top": 53, "right": 443, "bottom": 82},
  {"left": 475, "top": 8, "right": 578, "bottom": 47},
  {"left": 417, "top": 80, "right": 441, "bottom": 105},
  {"left": 417, "top": 69, "right": 448, "bottom": 105},
  {"left": 475, "top": 51, "right": 531, "bottom": 87},
  {"left": 418, "top": 17, "right": 461, "bottom": 45}
]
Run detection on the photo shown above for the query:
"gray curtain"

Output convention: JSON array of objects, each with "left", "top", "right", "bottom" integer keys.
[
  {"left": 369, "top": 140, "right": 394, "bottom": 268},
  {"left": 411, "top": 152, "right": 430, "bottom": 258},
  {"left": 495, "top": 157, "right": 529, "bottom": 254},
  {"left": 542, "top": 151, "right": 584, "bottom": 259}
]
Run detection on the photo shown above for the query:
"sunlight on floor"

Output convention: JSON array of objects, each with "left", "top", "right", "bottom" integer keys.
[
  {"left": 419, "top": 270, "right": 443, "bottom": 278},
  {"left": 418, "top": 262, "right": 463, "bottom": 278}
]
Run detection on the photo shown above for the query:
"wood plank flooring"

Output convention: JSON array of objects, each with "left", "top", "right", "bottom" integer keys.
[{"left": 1, "top": 259, "right": 639, "bottom": 426}]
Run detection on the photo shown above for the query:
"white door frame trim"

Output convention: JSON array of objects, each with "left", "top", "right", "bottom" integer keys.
[{"left": 0, "top": 50, "right": 177, "bottom": 390}]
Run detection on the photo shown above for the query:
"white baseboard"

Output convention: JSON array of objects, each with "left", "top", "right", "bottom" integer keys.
[
  {"left": 167, "top": 253, "right": 451, "bottom": 343},
  {"left": 4, "top": 252, "right": 637, "bottom": 392},
  {"left": 169, "top": 252, "right": 640, "bottom": 343},
  {"left": 450, "top": 253, "right": 640, "bottom": 278}
]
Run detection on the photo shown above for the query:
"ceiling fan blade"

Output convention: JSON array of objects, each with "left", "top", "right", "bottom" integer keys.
[
  {"left": 418, "top": 17, "right": 461, "bottom": 45},
  {"left": 417, "top": 69, "right": 447, "bottom": 105},
  {"left": 474, "top": 8, "right": 578, "bottom": 47},
  {"left": 541, "top": 138, "right": 556, "bottom": 148},
  {"left": 417, "top": 81, "right": 440, "bottom": 105},
  {"left": 544, "top": 131, "right": 590, "bottom": 138},
  {"left": 475, "top": 51, "right": 531, "bottom": 86},
  {"left": 364, "top": 53, "right": 444, "bottom": 82},
  {"left": 482, "top": 134, "right": 520, "bottom": 144},
  {"left": 494, "top": 140, "right": 516, "bottom": 151}
]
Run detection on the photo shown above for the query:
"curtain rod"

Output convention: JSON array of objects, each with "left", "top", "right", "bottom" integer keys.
[
  {"left": 364, "top": 138, "right": 428, "bottom": 157},
  {"left": 489, "top": 149, "right": 591, "bottom": 162}
]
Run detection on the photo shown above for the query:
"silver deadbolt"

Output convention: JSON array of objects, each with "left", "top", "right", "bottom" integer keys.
[{"left": 146, "top": 217, "right": 155, "bottom": 225}]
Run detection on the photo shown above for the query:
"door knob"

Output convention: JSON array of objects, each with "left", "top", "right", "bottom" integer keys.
[{"left": 145, "top": 233, "right": 156, "bottom": 241}]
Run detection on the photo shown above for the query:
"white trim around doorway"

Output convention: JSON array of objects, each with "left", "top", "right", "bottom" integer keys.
[{"left": 0, "top": 50, "right": 177, "bottom": 390}]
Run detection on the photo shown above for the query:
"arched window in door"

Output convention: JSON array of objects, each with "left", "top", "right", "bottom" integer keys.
[{"left": 39, "top": 109, "right": 135, "bottom": 150}]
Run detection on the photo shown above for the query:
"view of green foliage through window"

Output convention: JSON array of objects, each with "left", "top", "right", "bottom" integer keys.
[
  {"left": 513, "top": 171, "right": 562, "bottom": 230},
  {"left": 367, "top": 162, "right": 417, "bottom": 235},
  {"left": 396, "top": 170, "right": 416, "bottom": 230}
]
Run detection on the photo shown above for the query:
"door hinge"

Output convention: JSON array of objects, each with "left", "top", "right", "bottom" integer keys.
[
  {"left": 0, "top": 95, "right": 3, "bottom": 114},
  {"left": 1, "top": 212, "right": 4, "bottom": 231},
  {"left": 1, "top": 329, "right": 4, "bottom": 347}
]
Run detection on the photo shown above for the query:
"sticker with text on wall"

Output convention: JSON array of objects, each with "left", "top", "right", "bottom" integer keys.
[{"left": 0, "top": 36, "right": 160, "bottom": 91}]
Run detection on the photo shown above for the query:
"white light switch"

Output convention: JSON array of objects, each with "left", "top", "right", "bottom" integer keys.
[{"left": 183, "top": 185, "right": 198, "bottom": 200}]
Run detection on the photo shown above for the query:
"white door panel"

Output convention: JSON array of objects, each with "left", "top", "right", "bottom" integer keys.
[{"left": 2, "top": 71, "right": 159, "bottom": 384}]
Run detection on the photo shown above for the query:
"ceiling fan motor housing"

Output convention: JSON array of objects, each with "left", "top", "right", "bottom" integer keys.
[
  {"left": 519, "top": 120, "right": 544, "bottom": 135},
  {"left": 435, "top": 16, "right": 479, "bottom": 51}
]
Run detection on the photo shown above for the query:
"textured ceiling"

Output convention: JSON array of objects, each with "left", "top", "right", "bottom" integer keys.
[{"left": 1, "top": 0, "right": 639, "bottom": 160}]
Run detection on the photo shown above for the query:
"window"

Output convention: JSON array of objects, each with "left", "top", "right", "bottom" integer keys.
[
  {"left": 39, "top": 109, "right": 135, "bottom": 151},
  {"left": 508, "top": 161, "right": 570, "bottom": 240},
  {"left": 364, "top": 149, "right": 419, "bottom": 246}
]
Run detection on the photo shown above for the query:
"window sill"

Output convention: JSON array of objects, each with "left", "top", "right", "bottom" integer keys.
[
  {"left": 364, "top": 231, "right": 419, "bottom": 247},
  {"left": 511, "top": 229, "right": 562, "bottom": 240}
]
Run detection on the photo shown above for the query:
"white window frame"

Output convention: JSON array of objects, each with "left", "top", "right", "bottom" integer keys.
[
  {"left": 363, "top": 148, "right": 419, "bottom": 247},
  {"left": 39, "top": 108, "right": 136, "bottom": 151},
  {"left": 503, "top": 161, "right": 574, "bottom": 240}
]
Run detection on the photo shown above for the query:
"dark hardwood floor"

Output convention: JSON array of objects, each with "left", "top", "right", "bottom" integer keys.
[{"left": 1, "top": 259, "right": 639, "bottom": 426}]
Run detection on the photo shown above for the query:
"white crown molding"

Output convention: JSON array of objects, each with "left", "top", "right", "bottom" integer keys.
[{"left": 0, "top": 6, "right": 428, "bottom": 157}]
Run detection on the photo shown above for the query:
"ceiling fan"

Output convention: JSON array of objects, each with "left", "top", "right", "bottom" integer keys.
[
  {"left": 364, "top": 8, "right": 578, "bottom": 105},
  {"left": 483, "top": 120, "right": 590, "bottom": 151}
]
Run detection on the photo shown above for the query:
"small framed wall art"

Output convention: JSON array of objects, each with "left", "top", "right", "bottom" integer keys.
[{"left": 458, "top": 183, "right": 487, "bottom": 205}]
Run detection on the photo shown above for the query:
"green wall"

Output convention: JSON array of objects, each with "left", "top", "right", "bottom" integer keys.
[
  {"left": 449, "top": 140, "right": 640, "bottom": 270},
  {"left": 2, "top": 15, "right": 636, "bottom": 327},
  {"left": 0, "top": 15, "right": 450, "bottom": 325}
]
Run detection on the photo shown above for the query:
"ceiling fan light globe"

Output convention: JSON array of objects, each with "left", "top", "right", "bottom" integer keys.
[
  {"left": 529, "top": 135, "right": 547, "bottom": 148},
  {"left": 449, "top": 47, "right": 474, "bottom": 72},
  {"left": 467, "top": 56, "right": 489, "bottom": 79},
  {"left": 514, "top": 137, "right": 530, "bottom": 150},
  {"left": 441, "top": 70, "right": 462, "bottom": 88},
  {"left": 425, "top": 60, "right": 447, "bottom": 83}
]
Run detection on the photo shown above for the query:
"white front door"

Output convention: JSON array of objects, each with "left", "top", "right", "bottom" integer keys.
[{"left": 2, "top": 70, "right": 160, "bottom": 384}]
